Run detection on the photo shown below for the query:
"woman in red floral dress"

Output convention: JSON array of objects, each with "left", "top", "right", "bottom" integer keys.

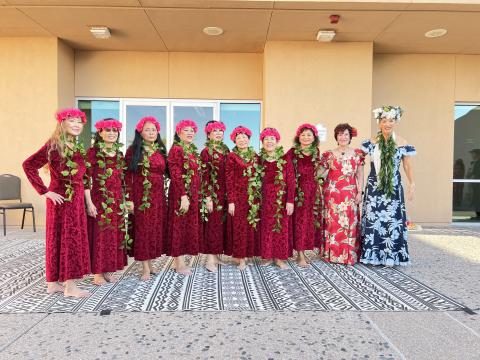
[
  {"left": 258, "top": 128, "right": 295, "bottom": 269},
  {"left": 167, "top": 119, "right": 201, "bottom": 275},
  {"left": 200, "top": 120, "right": 229, "bottom": 272},
  {"left": 126, "top": 116, "right": 168, "bottom": 281},
  {"left": 286, "top": 123, "right": 323, "bottom": 267},
  {"left": 226, "top": 126, "right": 261, "bottom": 271},
  {"left": 319, "top": 123, "right": 364, "bottom": 265},
  {"left": 84, "top": 118, "right": 128, "bottom": 285},
  {"left": 23, "top": 108, "right": 91, "bottom": 298}
]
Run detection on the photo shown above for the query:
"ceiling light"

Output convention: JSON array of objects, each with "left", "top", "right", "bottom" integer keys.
[
  {"left": 425, "top": 28, "right": 447, "bottom": 38},
  {"left": 316, "top": 30, "right": 336, "bottom": 42},
  {"left": 89, "top": 26, "right": 111, "bottom": 39},
  {"left": 203, "top": 26, "right": 224, "bottom": 36}
]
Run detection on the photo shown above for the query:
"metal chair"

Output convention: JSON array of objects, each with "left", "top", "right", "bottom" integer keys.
[{"left": 0, "top": 174, "right": 36, "bottom": 236}]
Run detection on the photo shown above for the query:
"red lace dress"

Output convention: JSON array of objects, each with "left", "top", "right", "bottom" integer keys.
[
  {"left": 319, "top": 149, "right": 364, "bottom": 265},
  {"left": 22, "top": 142, "right": 90, "bottom": 282},
  {"left": 225, "top": 152, "right": 259, "bottom": 258},
  {"left": 258, "top": 155, "right": 296, "bottom": 260},
  {"left": 287, "top": 148, "right": 323, "bottom": 252},
  {"left": 200, "top": 147, "right": 229, "bottom": 255},
  {"left": 86, "top": 147, "right": 128, "bottom": 274},
  {"left": 125, "top": 147, "right": 167, "bottom": 261},
  {"left": 167, "top": 145, "right": 201, "bottom": 257}
]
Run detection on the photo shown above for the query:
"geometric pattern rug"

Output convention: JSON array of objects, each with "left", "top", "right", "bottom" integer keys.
[{"left": 0, "top": 237, "right": 466, "bottom": 313}]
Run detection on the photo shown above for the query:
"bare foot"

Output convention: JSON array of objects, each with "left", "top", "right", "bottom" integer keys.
[
  {"left": 46, "top": 282, "right": 64, "bottom": 294},
  {"left": 140, "top": 271, "right": 151, "bottom": 281},
  {"left": 104, "top": 274, "right": 118, "bottom": 283},
  {"left": 237, "top": 259, "right": 247, "bottom": 271},
  {"left": 275, "top": 259, "right": 289, "bottom": 270},
  {"left": 297, "top": 258, "right": 309, "bottom": 268},
  {"left": 64, "top": 286, "right": 90, "bottom": 298},
  {"left": 260, "top": 260, "right": 273, "bottom": 267},
  {"left": 93, "top": 274, "right": 107, "bottom": 286},
  {"left": 205, "top": 262, "right": 217, "bottom": 273}
]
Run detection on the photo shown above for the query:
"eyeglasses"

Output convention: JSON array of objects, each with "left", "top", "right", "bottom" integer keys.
[{"left": 103, "top": 128, "right": 119, "bottom": 133}]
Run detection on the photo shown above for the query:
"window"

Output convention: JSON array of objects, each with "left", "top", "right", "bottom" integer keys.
[
  {"left": 453, "top": 104, "right": 480, "bottom": 222},
  {"left": 76, "top": 98, "right": 262, "bottom": 152}
]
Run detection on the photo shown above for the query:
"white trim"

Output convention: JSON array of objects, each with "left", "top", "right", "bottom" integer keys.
[{"left": 452, "top": 179, "right": 480, "bottom": 183}]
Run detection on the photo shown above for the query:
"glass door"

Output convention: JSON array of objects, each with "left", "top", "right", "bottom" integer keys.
[
  {"left": 453, "top": 104, "right": 480, "bottom": 222},
  {"left": 122, "top": 100, "right": 169, "bottom": 150}
]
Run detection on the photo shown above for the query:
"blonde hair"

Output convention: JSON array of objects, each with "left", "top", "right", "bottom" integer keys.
[{"left": 47, "top": 122, "right": 68, "bottom": 161}]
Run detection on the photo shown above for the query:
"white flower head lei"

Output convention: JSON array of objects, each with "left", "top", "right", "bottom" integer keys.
[{"left": 373, "top": 105, "right": 403, "bottom": 123}]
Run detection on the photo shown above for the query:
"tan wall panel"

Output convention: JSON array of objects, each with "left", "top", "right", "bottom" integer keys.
[
  {"left": 373, "top": 54, "right": 456, "bottom": 224},
  {"left": 168, "top": 52, "right": 263, "bottom": 100},
  {"left": 57, "top": 40, "right": 75, "bottom": 109},
  {"left": 75, "top": 51, "right": 169, "bottom": 98},
  {"left": 455, "top": 55, "right": 480, "bottom": 102},
  {"left": 0, "top": 38, "right": 60, "bottom": 227},
  {"left": 75, "top": 51, "right": 263, "bottom": 100},
  {"left": 263, "top": 41, "right": 373, "bottom": 152}
]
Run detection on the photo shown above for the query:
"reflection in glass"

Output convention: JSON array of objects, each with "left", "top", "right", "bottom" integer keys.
[
  {"left": 452, "top": 104, "right": 480, "bottom": 221},
  {"left": 220, "top": 103, "right": 261, "bottom": 152},
  {"left": 173, "top": 106, "right": 213, "bottom": 149},
  {"left": 125, "top": 105, "right": 167, "bottom": 147},
  {"left": 78, "top": 100, "right": 120, "bottom": 148}
]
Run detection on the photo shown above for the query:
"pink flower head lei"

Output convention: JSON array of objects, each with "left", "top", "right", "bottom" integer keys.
[
  {"left": 56, "top": 108, "right": 87, "bottom": 123},
  {"left": 295, "top": 123, "right": 318, "bottom": 137},
  {"left": 135, "top": 116, "right": 160, "bottom": 133},
  {"left": 204, "top": 121, "right": 226, "bottom": 135},
  {"left": 230, "top": 126, "right": 252, "bottom": 142},
  {"left": 94, "top": 118, "right": 123, "bottom": 131},
  {"left": 176, "top": 119, "right": 198, "bottom": 134},
  {"left": 260, "top": 127, "right": 281, "bottom": 142}
]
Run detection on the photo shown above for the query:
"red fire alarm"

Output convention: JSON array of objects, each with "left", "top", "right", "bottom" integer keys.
[{"left": 330, "top": 14, "right": 340, "bottom": 24}]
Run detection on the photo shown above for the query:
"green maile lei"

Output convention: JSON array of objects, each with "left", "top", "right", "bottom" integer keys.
[
  {"left": 259, "top": 146, "right": 287, "bottom": 233},
  {"left": 139, "top": 141, "right": 159, "bottom": 212},
  {"left": 60, "top": 133, "right": 87, "bottom": 202},
  {"left": 90, "top": 140, "right": 133, "bottom": 250},
  {"left": 376, "top": 131, "right": 396, "bottom": 198},
  {"left": 292, "top": 143, "right": 323, "bottom": 229},
  {"left": 174, "top": 140, "right": 200, "bottom": 216},
  {"left": 233, "top": 146, "right": 263, "bottom": 229},
  {"left": 200, "top": 139, "right": 229, "bottom": 222}
]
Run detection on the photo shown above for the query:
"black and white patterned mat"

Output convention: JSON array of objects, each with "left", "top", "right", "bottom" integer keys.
[{"left": 0, "top": 237, "right": 465, "bottom": 313}]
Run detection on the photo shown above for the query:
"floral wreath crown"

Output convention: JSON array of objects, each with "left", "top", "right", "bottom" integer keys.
[{"left": 373, "top": 106, "right": 403, "bottom": 123}]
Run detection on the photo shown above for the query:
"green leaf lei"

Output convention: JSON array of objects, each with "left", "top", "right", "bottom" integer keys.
[
  {"left": 60, "top": 134, "right": 86, "bottom": 202},
  {"left": 139, "top": 141, "right": 159, "bottom": 212},
  {"left": 292, "top": 144, "right": 323, "bottom": 229},
  {"left": 233, "top": 146, "right": 263, "bottom": 229},
  {"left": 174, "top": 140, "right": 200, "bottom": 216},
  {"left": 200, "top": 139, "right": 229, "bottom": 222},
  {"left": 91, "top": 140, "right": 133, "bottom": 250},
  {"left": 376, "top": 131, "right": 396, "bottom": 198},
  {"left": 259, "top": 146, "right": 287, "bottom": 233}
]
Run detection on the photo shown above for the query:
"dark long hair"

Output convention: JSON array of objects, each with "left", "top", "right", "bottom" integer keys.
[
  {"left": 293, "top": 128, "right": 319, "bottom": 148},
  {"left": 127, "top": 131, "right": 168, "bottom": 177}
]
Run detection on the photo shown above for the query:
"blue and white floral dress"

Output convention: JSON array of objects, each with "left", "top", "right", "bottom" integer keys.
[{"left": 360, "top": 139, "right": 416, "bottom": 266}]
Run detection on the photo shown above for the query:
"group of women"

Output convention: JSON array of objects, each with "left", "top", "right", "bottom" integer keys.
[{"left": 23, "top": 105, "right": 415, "bottom": 298}]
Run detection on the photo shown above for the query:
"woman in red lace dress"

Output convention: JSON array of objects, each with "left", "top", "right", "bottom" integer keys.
[
  {"left": 226, "top": 126, "right": 261, "bottom": 270},
  {"left": 23, "top": 108, "right": 91, "bottom": 298},
  {"left": 258, "top": 128, "right": 295, "bottom": 269},
  {"left": 126, "top": 116, "right": 168, "bottom": 281},
  {"left": 200, "top": 121, "right": 230, "bottom": 272},
  {"left": 286, "top": 123, "right": 323, "bottom": 267},
  {"left": 84, "top": 119, "right": 128, "bottom": 285},
  {"left": 167, "top": 119, "right": 201, "bottom": 275},
  {"left": 319, "top": 123, "right": 364, "bottom": 265}
]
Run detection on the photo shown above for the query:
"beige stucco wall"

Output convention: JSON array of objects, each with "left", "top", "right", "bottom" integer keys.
[
  {"left": 75, "top": 51, "right": 263, "bottom": 100},
  {"left": 263, "top": 41, "right": 373, "bottom": 151},
  {"left": 0, "top": 38, "right": 75, "bottom": 227},
  {"left": 455, "top": 55, "right": 480, "bottom": 102}
]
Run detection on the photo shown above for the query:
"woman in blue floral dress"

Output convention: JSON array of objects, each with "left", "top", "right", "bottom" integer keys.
[{"left": 361, "top": 106, "right": 416, "bottom": 266}]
